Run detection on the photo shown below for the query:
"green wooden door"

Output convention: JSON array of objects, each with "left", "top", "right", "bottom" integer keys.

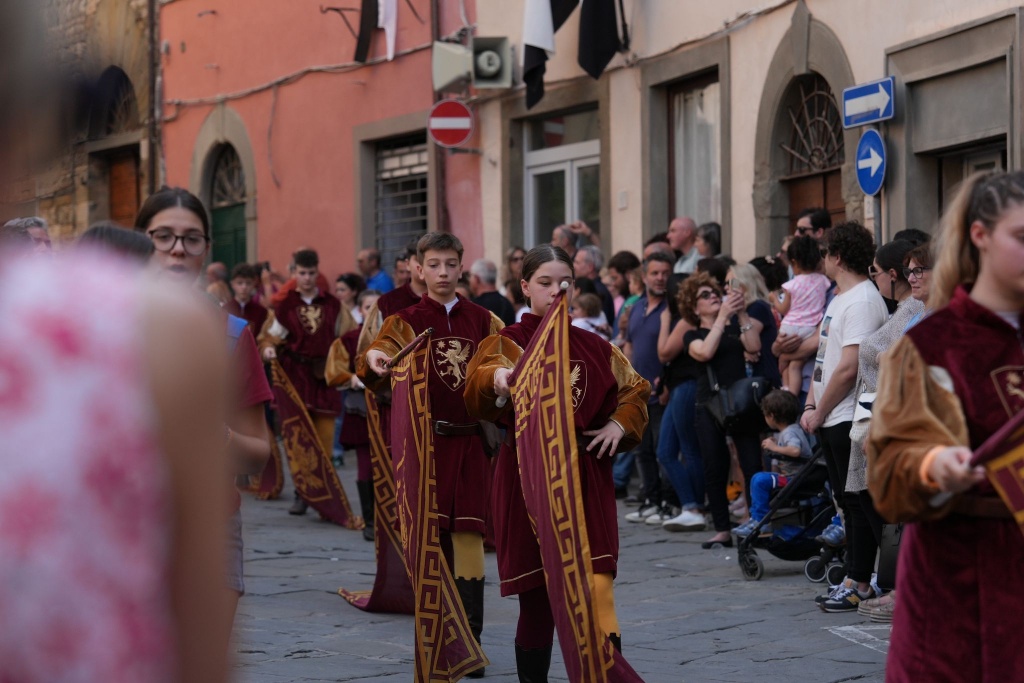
[{"left": 211, "top": 203, "right": 246, "bottom": 269}]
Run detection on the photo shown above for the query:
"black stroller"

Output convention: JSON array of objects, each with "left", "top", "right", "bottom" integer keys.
[{"left": 735, "top": 448, "right": 840, "bottom": 581}]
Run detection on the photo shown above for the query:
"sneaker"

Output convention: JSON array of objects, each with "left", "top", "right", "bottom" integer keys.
[
  {"left": 821, "top": 584, "right": 874, "bottom": 613},
  {"left": 815, "top": 577, "right": 852, "bottom": 605},
  {"left": 645, "top": 503, "right": 677, "bottom": 525},
  {"left": 815, "top": 524, "right": 846, "bottom": 547},
  {"left": 662, "top": 509, "right": 707, "bottom": 532},
  {"left": 858, "top": 591, "right": 896, "bottom": 620},
  {"left": 733, "top": 518, "right": 772, "bottom": 537},
  {"left": 625, "top": 500, "right": 658, "bottom": 523}
]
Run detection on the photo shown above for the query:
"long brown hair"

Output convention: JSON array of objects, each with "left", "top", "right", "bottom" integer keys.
[
  {"left": 931, "top": 171, "right": 1024, "bottom": 309},
  {"left": 520, "top": 244, "right": 574, "bottom": 307}
]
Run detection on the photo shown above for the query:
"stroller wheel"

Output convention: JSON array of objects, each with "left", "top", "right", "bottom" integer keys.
[
  {"left": 739, "top": 552, "right": 764, "bottom": 581},
  {"left": 826, "top": 562, "right": 846, "bottom": 586},
  {"left": 804, "top": 556, "right": 827, "bottom": 583}
]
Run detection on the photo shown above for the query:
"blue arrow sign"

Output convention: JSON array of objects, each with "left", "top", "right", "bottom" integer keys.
[
  {"left": 842, "top": 77, "right": 894, "bottom": 128},
  {"left": 856, "top": 129, "right": 886, "bottom": 196}
]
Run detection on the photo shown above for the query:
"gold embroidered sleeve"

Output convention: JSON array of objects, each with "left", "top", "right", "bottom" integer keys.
[
  {"left": 608, "top": 345, "right": 651, "bottom": 453},
  {"left": 464, "top": 333, "right": 522, "bottom": 422},
  {"left": 325, "top": 338, "right": 353, "bottom": 387},
  {"left": 256, "top": 311, "right": 283, "bottom": 354},
  {"left": 488, "top": 312, "right": 506, "bottom": 335},
  {"left": 867, "top": 336, "right": 968, "bottom": 522},
  {"left": 336, "top": 306, "right": 357, "bottom": 338},
  {"left": 355, "top": 314, "right": 414, "bottom": 391}
]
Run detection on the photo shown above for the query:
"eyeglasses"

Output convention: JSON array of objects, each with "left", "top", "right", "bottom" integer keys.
[
  {"left": 868, "top": 266, "right": 881, "bottom": 278},
  {"left": 726, "top": 278, "right": 743, "bottom": 290},
  {"left": 795, "top": 226, "right": 816, "bottom": 236},
  {"left": 903, "top": 266, "right": 932, "bottom": 279},
  {"left": 697, "top": 290, "right": 719, "bottom": 301},
  {"left": 510, "top": 256, "right": 524, "bottom": 263},
  {"left": 148, "top": 229, "right": 209, "bottom": 256}
]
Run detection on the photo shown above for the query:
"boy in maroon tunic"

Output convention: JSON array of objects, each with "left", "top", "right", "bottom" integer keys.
[
  {"left": 225, "top": 263, "right": 269, "bottom": 335},
  {"left": 259, "top": 249, "right": 343, "bottom": 515},
  {"left": 360, "top": 233, "right": 503, "bottom": 672}
]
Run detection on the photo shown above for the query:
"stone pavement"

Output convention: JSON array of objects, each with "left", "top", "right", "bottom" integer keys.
[{"left": 234, "top": 463, "right": 888, "bottom": 683}]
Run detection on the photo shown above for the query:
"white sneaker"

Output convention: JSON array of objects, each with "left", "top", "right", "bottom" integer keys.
[
  {"left": 624, "top": 501, "right": 658, "bottom": 523},
  {"left": 645, "top": 504, "right": 676, "bottom": 525},
  {"left": 662, "top": 509, "right": 706, "bottom": 532}
]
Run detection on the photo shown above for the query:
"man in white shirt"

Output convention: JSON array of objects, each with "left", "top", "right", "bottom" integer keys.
[
  {"left": 801, "top": 222, "right": 888, "bottom": 613},
  {"left": 667, "top": 217, "right": 699, "bottom": 274}
]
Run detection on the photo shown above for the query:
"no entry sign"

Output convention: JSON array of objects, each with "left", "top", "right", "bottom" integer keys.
[{"left": 428, "top": 100, "right": 474, "bottom": 148}]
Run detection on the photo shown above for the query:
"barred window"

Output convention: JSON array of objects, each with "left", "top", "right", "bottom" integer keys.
[{"left": 375, "top": 136, "right": 428, "bottom": 270}]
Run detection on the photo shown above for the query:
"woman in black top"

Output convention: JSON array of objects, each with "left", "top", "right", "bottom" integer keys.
[{"left": 681, "top": 272, "right": 765, "bottom": 547}]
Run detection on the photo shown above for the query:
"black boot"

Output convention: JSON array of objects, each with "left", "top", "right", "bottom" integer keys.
[
  {"left": 356, "top": 480, "right": 375, "bottom": 542},
  {"left": 609, "top": 633, "right": 621, "bottom": 652},
  {"left": 288, "top": 491, "right": 308, "bottom": 515},
  {"left": 514, "top": 643, "right": 552, "bottom": 683},
  {"left": 455, "top": 577, "right": 486, "bottom": 677}
]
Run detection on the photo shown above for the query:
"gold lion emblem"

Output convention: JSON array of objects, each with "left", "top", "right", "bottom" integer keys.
[
  {"left": 298, "top": 304, "right": 323, "bottom": 336},
  {"left": 433, "top": 337, "right": 473, "bottom": 391}
]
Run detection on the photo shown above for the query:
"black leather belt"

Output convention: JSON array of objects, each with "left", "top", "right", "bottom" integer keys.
[{"left": 432, "top": 420, "right": 481, "bottom": 437}]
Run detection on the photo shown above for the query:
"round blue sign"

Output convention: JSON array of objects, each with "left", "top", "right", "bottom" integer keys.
[{"left": 856, "top": 129, "right": 886, "bottom": 196}]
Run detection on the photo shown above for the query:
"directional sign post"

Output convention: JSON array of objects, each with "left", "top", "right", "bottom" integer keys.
[
  {"left": 842, "top": 77, "right": 895, "bottom": 129},
  {"left": 428, "top": 99, "right": 474, "bottom": 149},
  {"left": 856, "top": 129, "right": 886, "bottom": 196}
]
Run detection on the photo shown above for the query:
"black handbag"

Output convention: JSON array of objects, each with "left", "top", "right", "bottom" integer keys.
[
  {"left": 876, "top": 523, "right": 903, "bottom": 591},
  {"left": 705, "top": 365, "right": 771, "bottom": 431}
]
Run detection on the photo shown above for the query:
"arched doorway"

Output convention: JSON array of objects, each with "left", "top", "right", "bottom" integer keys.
[
  {"left": 778, "top": 74, "right": 846, "bottom": 232},
  {"left": 88, "top": 66, "right": 142, "bottom": 228},
  {"left": 208, "top": 144, "right": 247, "bottom": 269}
]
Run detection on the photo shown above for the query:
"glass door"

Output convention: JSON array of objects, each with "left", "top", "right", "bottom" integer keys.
[{"left": 524, "top": 140, "right": 600, "bottom": 247}]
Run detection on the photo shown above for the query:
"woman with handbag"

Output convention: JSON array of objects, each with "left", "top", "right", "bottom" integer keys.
[
  {"left": 868, "top": 171, "right": 1024, "bottom": 682},
  {"left": 681, "top": 272, "right": 766, "bottom": 548},
  {"left": 846, "top": 239, "right": 925, "bottom": 622}
]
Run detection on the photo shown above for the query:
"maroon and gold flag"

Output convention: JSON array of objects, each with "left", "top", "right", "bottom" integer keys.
[
  {"left": 338, "top": 391, "right": 416, "bottom": 614},
  {"left": 269, "top": 360, "right": 363, "bottom": 529},
  {"left": 391, "top": 336, "right": 488, "bottom": 681},
  {"left": 510, "top": 293, "right": 644, "bottom": 682},
  {"left": 973, "top": 408, "right": 1024, "bottom": 535},
  {"left": 247, "top": 432, "right": 284, "bottom": 500}
]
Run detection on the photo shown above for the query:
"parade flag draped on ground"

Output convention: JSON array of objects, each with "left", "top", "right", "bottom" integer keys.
[
  {"left": 390, "top": 336, "right": 488, "bottom": 681},
  {"left": 248, "top": 432, "right": 284, "bottom": 500},
  {"left": 510, "top": 292, "right": 643, "bottom": 682},
  {"left": 973, "top": 408, "right": 1024, "bottom": 536},
  {"left": 269, "top": 360, "right": 363, "bottom": 529},
  {"left": 338, "top": 391, "right": 416, "bottom": 614}
]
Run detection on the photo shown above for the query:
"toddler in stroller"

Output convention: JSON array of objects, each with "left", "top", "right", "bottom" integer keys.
[{"left": 733, "top": 391, "right": 835, "bottom": 581}]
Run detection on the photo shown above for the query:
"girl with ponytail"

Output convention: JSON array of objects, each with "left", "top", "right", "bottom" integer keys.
[{"left": 867, "top": 170, "right": 1024, "bottom": 682}]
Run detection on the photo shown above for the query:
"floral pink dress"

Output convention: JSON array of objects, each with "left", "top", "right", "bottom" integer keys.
[{"left": 0, "top": 256, "right": 175, "bottom": 682}]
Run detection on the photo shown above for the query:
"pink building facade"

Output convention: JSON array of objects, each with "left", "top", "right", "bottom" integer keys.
[{"left": 160, "top": 0, "right": 483, "bottom": 280}]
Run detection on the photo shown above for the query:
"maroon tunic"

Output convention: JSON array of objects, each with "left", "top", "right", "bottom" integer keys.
[
  {"left": 880, "top": 288, "right": 1024, "bottom": 683},
  {"left": 274, "top": 289, "right": 342, "bottom": 416},
  {"left": 472, "top": 314, "right": 649, "bottom": 596},
  {"left": 338, "top": 327, "right": 369, "bottom": 449},
  {"left": 369, "top": 295, "right": 501, "bottom": 534},
  {"left": 224, "top": 298, "right": 268, "bottom": 337},
  {"left": 378, "top": 282, "right": 423, "bottom": 318}
]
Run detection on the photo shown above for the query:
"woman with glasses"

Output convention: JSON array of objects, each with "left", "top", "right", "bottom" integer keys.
[
  {"left": 903, "top": 243, "right": 934, "bottom": 331},
  {"left": 135, "top": 187, "right": 272, "bottom": 634},
  {"left": 680, "top": 273, "right": 765, "bottom": 548},
  {"left": 846, "top": 239, "right": 924, "bottom": 623},
  {"left": 869, "top": 171, "right": 1024, "bottom": 682}
]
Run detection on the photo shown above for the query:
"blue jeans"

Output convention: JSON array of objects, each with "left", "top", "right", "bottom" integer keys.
[
  {"left": 656, "top": 381, "right": 704, "bottom": 510},
  {"left": 612, "top": 449, "right": 635, "bottom": 489},
  {"left": 750, "top": 472, "right": 787, "bottom": 521}
]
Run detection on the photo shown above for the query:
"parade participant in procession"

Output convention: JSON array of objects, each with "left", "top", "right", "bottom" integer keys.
[
  {"left": 225, "top": 263, "right": 269, "bottom": 335},
  {"left": 136, "top": 186, "right": 272, "bottom": 632},
  {"left": 464, "top": 244, "right": 650, "bottom": 681},
  {"left": 360, "top": 232, "right": 503, "bottom": 672},
  {"left": 258, "top": 248, "right": 344, "bottom": 516},
  {"left": 326, "top": 289, "right": 381, "bottom": 542},
  {"left": 868, "top": 170, "right": 1024, "bottom": 682}
]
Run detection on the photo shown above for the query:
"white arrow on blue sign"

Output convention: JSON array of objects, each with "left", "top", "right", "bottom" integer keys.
[
  {"left": 856, "top": 129, "right": 886, "bottom": 196},
  {"left": 842, "top": 77, "right": 895, "bottom": 129}
]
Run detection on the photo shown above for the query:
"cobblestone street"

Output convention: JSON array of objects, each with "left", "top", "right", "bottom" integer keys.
[{"left": 234, "top": 465, "right": 888, "bottom": 682}]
